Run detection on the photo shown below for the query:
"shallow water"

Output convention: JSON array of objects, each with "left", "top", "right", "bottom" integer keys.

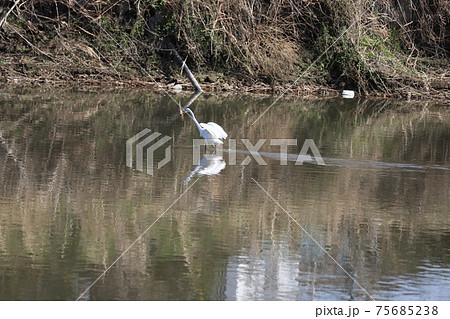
[{"left": 0, "top": 88, "right": 449, "bottom": 300}]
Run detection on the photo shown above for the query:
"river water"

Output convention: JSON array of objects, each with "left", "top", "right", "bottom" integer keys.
[{"left": 0, "top": 88, "right": 449, "bottom": 300}]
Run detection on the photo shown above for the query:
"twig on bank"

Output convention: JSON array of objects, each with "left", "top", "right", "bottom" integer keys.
[{"left": 0, "top": 0, "right": 22, "bottom": 29}]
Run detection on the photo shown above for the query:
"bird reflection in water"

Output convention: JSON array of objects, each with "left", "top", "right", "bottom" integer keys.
[{"left": 183, "top": 154, "right": 226, "bottom": 183}]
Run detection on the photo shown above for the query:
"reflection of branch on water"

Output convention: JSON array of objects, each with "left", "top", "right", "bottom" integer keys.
[
  {"left": 0, "top": 97, "right": 106, "bottom": 217},
  {"left": 168, "top": 90, "right": 203, "bottom": 124},
  {"left": 0, "top": 134, "right": 25, "bottom": 172},
  {"left": 0, "top": 103, "right": 47, "bottom": 133},
  {"left": 0, "top": 103, "right": 55, "bottom": 176}
]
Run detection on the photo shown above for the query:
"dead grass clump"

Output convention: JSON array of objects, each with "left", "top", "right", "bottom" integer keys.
[{"left": 169, "top": 0, "right": 304, "bottom": 83}]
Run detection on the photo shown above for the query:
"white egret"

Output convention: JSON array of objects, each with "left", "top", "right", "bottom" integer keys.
[{"left": 184, "top": 108, "right": 227, "bottom": 148}]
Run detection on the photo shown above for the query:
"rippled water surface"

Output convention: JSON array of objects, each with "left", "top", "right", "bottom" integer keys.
[{"left": 0, "top": 88, "right": 449, "bottom": 300}]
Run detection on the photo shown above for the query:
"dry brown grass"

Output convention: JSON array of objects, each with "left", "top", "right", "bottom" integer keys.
[
  {"left": 0, "top": 0, "right": 448, "bottom": 92},
  {"left": 169, "top": 0, "right": 305, "bottom": 82}
]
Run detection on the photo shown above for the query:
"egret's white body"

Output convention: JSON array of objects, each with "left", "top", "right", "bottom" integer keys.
[{"left": 184, "top": 108, "right": 227, "bottom": 147}]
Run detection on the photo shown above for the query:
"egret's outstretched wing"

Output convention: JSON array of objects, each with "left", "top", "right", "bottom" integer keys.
[{"left": 206, "top": 122, "right": 228, "bottom": 139}]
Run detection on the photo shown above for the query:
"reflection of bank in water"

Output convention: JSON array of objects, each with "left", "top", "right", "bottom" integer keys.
[{"left": 183, "top": 154, "right": 226, "bottom": 183}]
